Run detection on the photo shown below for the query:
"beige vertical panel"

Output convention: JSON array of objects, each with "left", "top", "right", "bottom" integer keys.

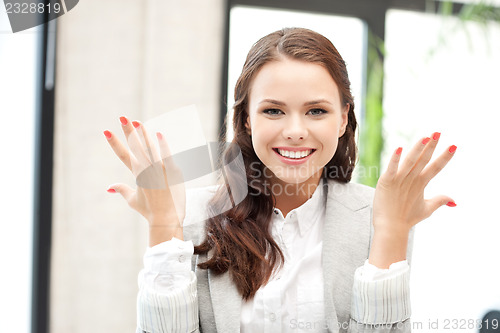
[
  {"left": 51, "top": 0, "right": 224, "bottom": 332},
  {"left": 141, "top": 1, "right": 224, "bottom": 141}
]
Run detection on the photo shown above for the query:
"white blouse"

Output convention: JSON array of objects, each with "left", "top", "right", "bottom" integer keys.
[{"left": 139, "top": 178, "right": 410, "bottom": 332}]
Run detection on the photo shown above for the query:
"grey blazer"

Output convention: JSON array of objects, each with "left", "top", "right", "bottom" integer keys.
[{"left": 142, "top": 178, "right": 414, "bottom": 333}]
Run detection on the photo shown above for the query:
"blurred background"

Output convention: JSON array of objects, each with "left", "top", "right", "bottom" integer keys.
[{"left": 1, "top": 0, "right": 500, "bottom": 332}]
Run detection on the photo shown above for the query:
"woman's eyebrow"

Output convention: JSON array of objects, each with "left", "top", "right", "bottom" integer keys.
[
  {"left": 304, "top": 99, "right": 332, "bottom": 106},
  {"left": 258, "top": 99, "right": 333, "bottom": 106},
  {"left": 259, "top": 99, "right": 286, "bottom": 106}
]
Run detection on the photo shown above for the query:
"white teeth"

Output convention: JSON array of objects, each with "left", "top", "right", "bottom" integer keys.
[{"left": 277, "top": 149, "right": 313, "bottom": 159}]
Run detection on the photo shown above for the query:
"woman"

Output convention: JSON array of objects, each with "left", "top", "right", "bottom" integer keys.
[{"left": 104, "top": 28, "right": 457, "bottom": 332}]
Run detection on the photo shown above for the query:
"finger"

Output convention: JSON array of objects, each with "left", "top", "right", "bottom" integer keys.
[
  {"left": 120, "top": 116, "right": 152, "bottom": 173},
  {"left": 156, "top": 131, "right": 184, "bottom": 186},
  {"left": 424, "top": 195, "right": 457, "bottom": 218},
  {"left": 131, "top": 122, "right": 168, "bottom": 190},
  {"left": 156, "top": 131, "right": 172, "bottom": 160},
  {"left": 103, "top": 130, "right": 133, "bottom": 171},
  {"left": 120, "top": 116, "right": 134, "bottom": 138},
  {"left": 407, "top": 132, "right": 441, "bottom": 179},
  {"left": 398, "top": 136, "right": 431, "bottom": 178},
  {"left": 133, "top": 121, "right": 161, "bottom": 165},
  {"left": 383, "top": 147, "right": 403, "bottom": 179},
  {"left": 420, "top": 145, "right": 457, "bottom": 185},
  {"left": 107, "top": 183, "right": 135, "bottom": 203}
]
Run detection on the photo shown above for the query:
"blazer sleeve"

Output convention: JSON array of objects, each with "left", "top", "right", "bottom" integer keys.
[{"left": 347, "top": 227, "right": 415, "bottom": 333}]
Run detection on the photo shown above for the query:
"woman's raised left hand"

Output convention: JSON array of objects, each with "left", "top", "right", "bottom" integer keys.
[{"left": 369, "top": 132, "right": 457, "bottom": 268}]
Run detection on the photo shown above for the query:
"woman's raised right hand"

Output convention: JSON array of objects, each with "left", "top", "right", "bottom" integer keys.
[{"left": 104, "top": 116, "right": 186, "bottom": 246}]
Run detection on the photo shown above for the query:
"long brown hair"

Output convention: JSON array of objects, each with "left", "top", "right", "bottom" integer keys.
[{"left": 194, "top": 27, "right": 357, "bottom": 300}]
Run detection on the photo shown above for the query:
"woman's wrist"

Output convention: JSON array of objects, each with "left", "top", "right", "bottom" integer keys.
[
  {"left": 368, "top": 225, "right": 410, "bottom": 269},
  {"left": 149, "top": 213, "right": 183, "bottom": 226},
  {"left": 148, "top": 215, "right": 184, "bottom": 246}
]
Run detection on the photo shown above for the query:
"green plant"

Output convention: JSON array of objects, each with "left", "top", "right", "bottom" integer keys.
[{"left": 358, "top": 31, "right": 385, "bottom": 188}]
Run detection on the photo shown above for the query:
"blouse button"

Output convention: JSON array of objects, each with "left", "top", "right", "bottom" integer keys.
[
  {"left": 269, "top": 313, "right": 276, "bottom": 322},
  {"left": 274, "top": 210, "right": 279, "bottom": 215}
]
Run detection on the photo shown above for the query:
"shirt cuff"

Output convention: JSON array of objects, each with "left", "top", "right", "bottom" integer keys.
[
  {"left": 351, "top": 259, "right": 411, "bottom": 324},
  {"left": 140, "top": 237, "right": 194, "bottom": 293},
  {"left": 359, "top": 259, "right": 409, "bottom": 281},
  {"left": 137, "top": 271, "right": 199, "bottom": 332}
]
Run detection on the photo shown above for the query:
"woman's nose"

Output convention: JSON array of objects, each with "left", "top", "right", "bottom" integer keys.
[{"left": 282, "top": 115, "right": 308, "bottom": 141}]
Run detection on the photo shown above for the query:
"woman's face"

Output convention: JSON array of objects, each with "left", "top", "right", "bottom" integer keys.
[{"left": 246, "top": 57, "right": 348, "bottom": 185}]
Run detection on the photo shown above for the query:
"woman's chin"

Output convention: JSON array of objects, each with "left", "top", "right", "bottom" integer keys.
[{"left": 270, "top": 167, "right": 318, "bottom": 185}]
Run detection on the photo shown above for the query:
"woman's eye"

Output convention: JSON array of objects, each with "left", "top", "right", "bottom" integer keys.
[
  {"left": 263, "top": 108, "right": 283, "bottom": 116},
  {"left": 308, "top": 108, "right": 328, "bottom": 116}
]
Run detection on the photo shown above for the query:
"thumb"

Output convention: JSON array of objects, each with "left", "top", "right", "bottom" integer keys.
[
  {"left": 107, "top": 183, "right": 135, "bottom": 203},
  {"left": 426, "top": 195, "right": 456, "bottom": 215}
]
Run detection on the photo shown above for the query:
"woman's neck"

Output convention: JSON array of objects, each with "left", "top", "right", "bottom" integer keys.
[{"left": 271, "top": 172, "right": 322, "bottom": 218}]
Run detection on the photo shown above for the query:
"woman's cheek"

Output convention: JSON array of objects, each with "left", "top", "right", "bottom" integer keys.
[
  {"left": 250, "top": 133, "right": 269, "bottom": 162},
  {"left": 323, "top": 139, "right": 339, "bottom": 163}
]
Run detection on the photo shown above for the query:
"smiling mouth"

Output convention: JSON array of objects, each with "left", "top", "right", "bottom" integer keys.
[{"left": 272, "top": 148, "right": 316, "bottom": 159}]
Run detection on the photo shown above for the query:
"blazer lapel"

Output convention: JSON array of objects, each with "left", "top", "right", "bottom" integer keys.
[
  {"left": 208, "top": 263, "right": 242, "bottom": 332},
  {"left": 322, "top": 181, "right": 342, "bottom": 332}
]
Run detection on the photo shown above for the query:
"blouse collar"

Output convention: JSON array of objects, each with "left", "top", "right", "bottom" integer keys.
[{"left": 273, "top": 176, "right": 327, "bottom": 236}]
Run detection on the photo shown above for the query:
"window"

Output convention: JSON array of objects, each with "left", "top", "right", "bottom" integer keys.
[
  {"left": 0, "top": 10, "right": 39, "bottom": 333},
  {"left": 384, "top": 8, "right": 500, "bottom": 324}
]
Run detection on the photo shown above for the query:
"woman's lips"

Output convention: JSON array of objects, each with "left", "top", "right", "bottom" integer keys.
[{"left": 272, "top": 148, "right": 316, "bottom": 165}]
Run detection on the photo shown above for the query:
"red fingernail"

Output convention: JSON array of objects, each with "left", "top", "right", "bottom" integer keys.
[
  {"left": 103, "top": 130, "right": 112, "bottom": 139},
  {"left": 449, "top": 145, "right": 457, "bottom": 154},
  {"left": 132, "top": 121, "right": 140, "bottom": 128},
  {"left": 107, "top": 188, "right": 116, "bottom": 193},
  {"left": 396, "top": 147, "right": 402, "bottom": 155},
  {"left": 120, "top": 117, "right": 128, "bottom": 125},
  {"left": 446, "top": 201, "right": 456, "bottom": 207},
  {"left": 156, "top": 132, "right": 163, "bottom": 140},
  {"left": 422, "top": 137, "right": 431, "bottom": 145},
  {"left": 432, "top": 132, "right": 441, "bottom": 140}
]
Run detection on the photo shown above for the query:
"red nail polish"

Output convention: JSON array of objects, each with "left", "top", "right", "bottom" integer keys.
[
  {"left": 422, "top": 137, "right": 431, "bottom": 145},
  {"left": 432, "top": 132, "right": 441, "bottom": 140},
  {"left": 103, "top": 130, "right": 112, "bottom": 139},
  {"left": 120, "top": 117, "right": 128, "bottom": 125},
  {"left": 132, "top": 121, "right": 140, "bottom": 128},
  {"left": 449, "top": 145, "right": 457, "bottom": 154},
  {"left": 156, "top": 132, "right": 163, "bottom": 140},
  {"left": 446, "top": 201, "right": 456, "bottom": 207},
  {"left": 396, "top": 147, "right": 402, "bottom": 155},
  {"left": 107, "top": 188, "right": 116, "bottom": 193}
]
